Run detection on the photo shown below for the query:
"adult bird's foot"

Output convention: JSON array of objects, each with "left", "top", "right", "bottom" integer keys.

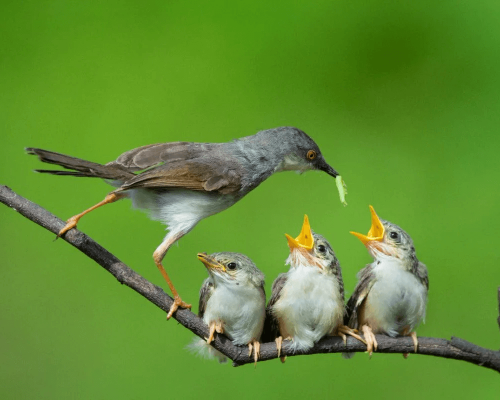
[
  {"left": 337, "top": 325, "right": 367, "bottom": 345},
  {"left": 57, "top": 215, "right": 79, "bottom": 238},
  {"left": 248, "top": 341, "right": 261, "bottom": 365},
  {"left": 362, "top": 325, "right": 378, "bottom": 357},
  {"left": 166, "top": 296, "right": 192, "bottom": 320}
]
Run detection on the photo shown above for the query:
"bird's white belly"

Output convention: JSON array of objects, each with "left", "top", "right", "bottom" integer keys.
[
  {"left": 128, "top": 188, "right": 236, "bottom": 234},
  {"left": 364, "top": 262, "right": 427, "bottom": 336},
  {"left": 273, "top": 266, "right": 343, "bottom": 351},
  {"left": 204, "top": 285, "right": 265, "bottom": 345}
]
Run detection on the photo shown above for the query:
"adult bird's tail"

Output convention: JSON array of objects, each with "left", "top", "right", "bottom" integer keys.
[{"left": 26, "top": 148, "right": 134, "bottom": 181}]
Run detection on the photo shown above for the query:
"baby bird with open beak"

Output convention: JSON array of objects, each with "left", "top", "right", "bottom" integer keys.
[
  {"left": 193, "top": 252, "right": 266, "bottom": 364},
  {"left": 265, "top": 215, "right": 364, "bottom": 358},
  {"left": 345, "top": 206, "right": 429, "bottom": 357}
]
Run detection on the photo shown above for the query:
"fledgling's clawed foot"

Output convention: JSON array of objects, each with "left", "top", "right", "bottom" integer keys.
[
  {"left": 275, "top": 336, "right": 283, "bottom": 358},
  {"left": 410, "top": 331, "right": 418, "bottom": 353},
  {"left": 206, "top": 322, "right": 217, "bottom": 344},
  {"left": 166, "top": 296, "right": 192, "bottom": 320},
  {"left": 362, "top": 325, "right": 378, "bottom": 357},
  {"left": 338, "top": 325, "right": 367, "bottom": 345},
  {"left": 404, "top": 331, "right": 419, "bottom": 358},
  {"left": 248, "top": 340, "right": 261, "bottom": 366}
]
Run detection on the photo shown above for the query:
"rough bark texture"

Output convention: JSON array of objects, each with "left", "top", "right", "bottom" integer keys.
[{"left": 1, "top": 184, "right": 499, "bottom": 372}]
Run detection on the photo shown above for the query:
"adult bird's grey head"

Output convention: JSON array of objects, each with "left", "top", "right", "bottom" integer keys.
[
  {"left": 195, "top": 252, "right": 266, "bottom": 364},
  {"left": 26, "top": 126, "right": 341, "bottom": 319},
  {"left": 345, "top": 206, "right": 429, "bottom": 357}
]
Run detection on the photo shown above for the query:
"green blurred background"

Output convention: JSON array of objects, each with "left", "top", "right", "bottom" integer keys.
[{"left": 1, "top": 1, "right": 499, "bottom": 398}]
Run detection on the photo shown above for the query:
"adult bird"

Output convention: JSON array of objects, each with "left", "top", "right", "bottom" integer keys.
[
  {"left": 26, "top": 127, "right": 341, "bottom": 318},
  {"left": 192, "top": 252, "right": 266, "bottom": 364},
  {"left": 265, "top": 215, "right": 364, "bottom": 359},
  {"left": 346, "top": 206, "right": 429, "bottom": 356}
]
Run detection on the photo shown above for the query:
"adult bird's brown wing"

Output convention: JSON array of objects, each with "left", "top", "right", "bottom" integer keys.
[
  {"left": 116, "top": 158, "right": 242, "bottom": 195},
  {"left": 344, "top": 265, "right": 376, "bottom": 330},
  {"left": 261, "top": 273, "right": 288, "bottom": 342},
  {"left": 198, "top": 278, "right": 214, "bottom": 318},
  {"left": 107, "top": 141, "right": 221, "bottom": 172},
  {"left": 27, "top": 142, "right": 242, "bottom": 194}
]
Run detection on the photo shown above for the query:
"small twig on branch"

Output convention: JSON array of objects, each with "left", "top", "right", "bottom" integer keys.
[
  {"left": 497, "top": 287, "right": 500, "bottom": 333},
  {"left": 1, "top": 184, "right": 500, "bottom": 372}
]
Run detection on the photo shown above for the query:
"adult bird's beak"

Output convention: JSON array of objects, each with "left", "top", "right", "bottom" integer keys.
[
  {"left": 350, "top": 205, "right": 385, "bottom": 245},
  {"left": 286, "top": 215, "right": 315, "bottom": 250},
  {"left": 197, "top": 252, "right": 226, "bottom": 272},
  {"left": 318, "top": 159, "right": 339, "bottom": 178}
]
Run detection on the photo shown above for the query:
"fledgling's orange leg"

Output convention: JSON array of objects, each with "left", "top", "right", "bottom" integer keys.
[
  {"left": 275, "top": 336, "right": 288, "bottom": 363},
  {"left": 58, "top": 192, "right": 125, "bottom": 237},
  {"left": 410, "top": 331, "right": 418, "bottom": 353},
  {"left": 403, "top": 331, "right": 419, "bottom": 358},
  {"left": 275, "top": 336, "right": 283, "bottom": 358},
  {"left": 248, "top": 341, "right": 261, "bottom": 366},
  {"left": 153, "top": 231, "right": 192, "bottom": 319},
  {"left": 337, "top": 325, "right": 367, "bottom": 345},
  {"left": 206, "top": 322, "right": 216, "bottom": 344},
  {"left": 402, "top": 328, "right": 418, "bottom": 358},
  {"left": 215, "top": 321, "right": 224, "bottom": 335},
  {"left": 362, "top": 325, "right": 378, "bottom": 357}
]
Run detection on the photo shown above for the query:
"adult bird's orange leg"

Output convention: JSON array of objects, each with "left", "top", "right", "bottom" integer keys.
[
  {"left": 58, "top": 192, "right": 125, "bottom": 237},
  {"left": 153, "top": 231, "right": 192, "bottom": 319}
]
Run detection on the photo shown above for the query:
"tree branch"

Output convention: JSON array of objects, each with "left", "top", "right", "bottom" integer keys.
[{"left": 1, "top": 184, "right": 499, "bottom": 372}]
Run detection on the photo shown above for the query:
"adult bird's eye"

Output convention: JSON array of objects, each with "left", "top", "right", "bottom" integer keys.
[
  {"left": 306, "top": 150, "right": 317, "bottom": 160},
  {"left": 389, "top": 231, "right": 399, "bottom": 240},
  {"left": 227, "top": 262, "right": 237, "bottom": 270},
  {"left": 318, "top": 244, "right": 326, "bottom": 253}
]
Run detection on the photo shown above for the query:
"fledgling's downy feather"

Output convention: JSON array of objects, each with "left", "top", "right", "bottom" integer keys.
[
  {"left": 264, "top": 217, "right": 347, "bottom": 353},
  {"left": 344, "top": 206, "right": 429, "bottom": 358},
  {"left": 188, "top": 252, "right": 266, "bottom": 364}
]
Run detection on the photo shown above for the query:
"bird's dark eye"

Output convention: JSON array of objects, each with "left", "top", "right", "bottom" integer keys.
[
  {"left": 389, "top": 232, "right": 399, "bottom": 240},
  {"left": 306, "top": 150, "right": 317, "bottom": 160},
  {"left": 226, "top": 262, "right": 237, "bottom": 270},
  {"left": 318, "top": 244, "right": 326, "bottom": 253}
]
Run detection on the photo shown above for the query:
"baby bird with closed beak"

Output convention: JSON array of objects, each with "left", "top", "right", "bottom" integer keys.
[
  {"left": 265, "top": 215, "right": 364, "bottom": 358},
  {"left": 194, "top": 252, "right": 266, "bottom": 364},
  {"left": 345, "top": 206, "right": 429, "bottom": 357}
]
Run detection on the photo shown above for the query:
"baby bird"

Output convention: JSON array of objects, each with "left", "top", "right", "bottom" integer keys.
[
  {"left": 346, "top": 206, "right": 429, "bottom": 356},
  {"left": 265, "top": 215, "right": 364, "bottom": 358},
  {"left": 193, "top": 252, "right": 266, "bottom": 364}
]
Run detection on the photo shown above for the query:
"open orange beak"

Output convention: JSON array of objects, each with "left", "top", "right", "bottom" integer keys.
[
  {"left": 286, "top": 215, "right": 314, "bottom": 250},
  {"left": 350, "top": 205, "right": 385, "bottom": 245},
  {"left": 197, "top": 252, "right": 226, "bottom": 272}
]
